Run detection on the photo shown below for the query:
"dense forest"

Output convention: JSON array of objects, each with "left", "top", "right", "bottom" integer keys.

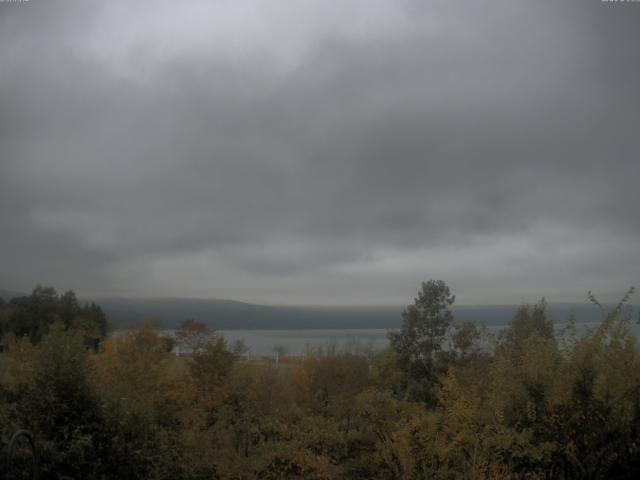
[{"left": 1, "top": 281, "right": 639, "bottom": 479}]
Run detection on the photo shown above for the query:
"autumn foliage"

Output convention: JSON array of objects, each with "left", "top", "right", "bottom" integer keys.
[{"left": 1, "top": 283, "right": 640, "bottom": 479}]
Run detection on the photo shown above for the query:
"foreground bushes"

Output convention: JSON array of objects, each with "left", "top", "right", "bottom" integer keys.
[{"left": 1, "top": 293, "right": 640, "bottom": 478}]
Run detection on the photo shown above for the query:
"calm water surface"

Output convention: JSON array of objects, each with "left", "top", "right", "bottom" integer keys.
[
  {"left": 218, "top": 320, "right": 633, "bottom": 357},
  {"left": 219, "top": 329, "right": 389, "bottom": 356}
]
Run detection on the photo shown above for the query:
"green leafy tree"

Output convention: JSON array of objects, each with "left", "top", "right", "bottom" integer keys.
[
  {"left": 499, "top": 299, "right": 553, "bottom": 354},
  {"left": 451, "top": 320, "right": 484, "bottom": 362},
  {"left": 17, "top": 322, "right": 107, "bottom": 478},
  {"left": 190, "top": 333, "right": 237, "bottom": 394},
  {"left": 388, "top": 280, "right": 455, "bottom": 404},
  {"left": 4, "top": 287, "right": 108, "bottom": 347},
  {"left": 73, "top": 302, "right": 108, "bottom": 349},
  {"left": 8, "top": 286, "right": 59, "bottom": 342}
]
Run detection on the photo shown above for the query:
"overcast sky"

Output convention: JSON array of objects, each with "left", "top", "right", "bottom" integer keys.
[{"left": 1, "top": 0, "right": 639, "bottom": 306}]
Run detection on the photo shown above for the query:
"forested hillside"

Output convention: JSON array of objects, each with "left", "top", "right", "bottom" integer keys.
[
  {"left": 1, "top": 290, "right": 617, "bottom": 330},
  {"left": 94, "top": 297, "right": 616, "bottom": 330}
]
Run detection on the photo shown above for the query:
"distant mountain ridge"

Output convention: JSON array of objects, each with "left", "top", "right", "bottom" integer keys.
[
  {"left": 1, "top": 288, "right": 634, "bottom": 330},
  {"left": 91, "top": 297, "right": 631, "bottom": 330},
  {"left": 0, "top": 289, "right": 26, "bottom": 301},
  {"left": 91, "top": 297, "right": 402, "bottom": 330}
]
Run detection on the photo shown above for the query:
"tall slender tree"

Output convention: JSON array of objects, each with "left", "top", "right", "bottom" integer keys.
[{"left": 388, "top": 279, "right": 455, "bottom": 404}]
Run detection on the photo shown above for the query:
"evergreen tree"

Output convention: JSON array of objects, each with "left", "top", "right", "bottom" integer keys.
[{"left": 388, "top": 279, "right": 455, "bottom": 404}]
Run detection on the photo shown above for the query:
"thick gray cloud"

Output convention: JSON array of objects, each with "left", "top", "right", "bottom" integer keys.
[{"left": 1, "top": 0, "right": 639, "bottom": 305}]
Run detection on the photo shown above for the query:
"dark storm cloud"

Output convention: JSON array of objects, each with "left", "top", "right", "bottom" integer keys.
[{"left": 1, "top": 0, "right": 639, "bottom": 304}]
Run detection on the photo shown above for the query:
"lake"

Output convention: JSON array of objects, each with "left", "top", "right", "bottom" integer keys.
[
  {"left": 216, "top": 319, "right": 634, "bottom": 357},
  {"left": 218, "top": 328, "right": 389, "bottom": 356}
]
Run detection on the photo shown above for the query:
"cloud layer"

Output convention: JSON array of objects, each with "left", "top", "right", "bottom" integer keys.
[{"left": 1, "top": 0, "right": 639, "bottom": 305}]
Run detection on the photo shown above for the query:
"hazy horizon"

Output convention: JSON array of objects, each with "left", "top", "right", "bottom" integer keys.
[{"left": 2, "top": 286, "right": 637, "bottom": 310}]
